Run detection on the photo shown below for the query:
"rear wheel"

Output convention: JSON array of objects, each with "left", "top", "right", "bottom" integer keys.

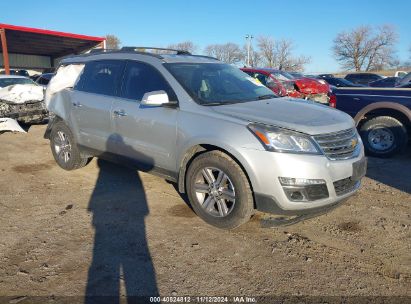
[
  {"left": 186, "top": 151, "right": 254, "bottom": 229},
  {"left": 50, "top": 121, "right": 91, "bottom": 170},
  {"left": 359, "top": 116, "right": 407, "bottom": 157}
]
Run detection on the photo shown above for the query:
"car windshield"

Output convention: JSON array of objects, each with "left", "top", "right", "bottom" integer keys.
[
  {"left": 270, "top": 71, "right": 294, "bottom": 81},
  {"left": 164, "top": 63, "right": 277, "bottom": 105},
  {"left": 0, "top": 77, "right": 36, "bottom": 88},
  {"left": 289, "top": 72, "right": 304, "bottom": 78}
]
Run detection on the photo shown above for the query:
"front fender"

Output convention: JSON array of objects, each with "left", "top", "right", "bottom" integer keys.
[{"left": 176, "top": 137, "right": 262, "bottom": 194}]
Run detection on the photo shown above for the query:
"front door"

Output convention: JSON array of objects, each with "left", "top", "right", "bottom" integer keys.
[{"left": 111, "top": 61, "right": 178, "bottom": 176}]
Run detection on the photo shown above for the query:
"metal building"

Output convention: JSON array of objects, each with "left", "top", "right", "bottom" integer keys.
[{"left": 0, "top": 23, "right": 105, "bottom": 74}]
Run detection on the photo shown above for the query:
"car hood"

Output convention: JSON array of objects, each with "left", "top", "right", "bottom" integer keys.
[{"left": 210, "top": 97, "right": 354, "bottom": 135}]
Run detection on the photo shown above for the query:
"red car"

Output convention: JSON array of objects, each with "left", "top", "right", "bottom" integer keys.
[{"left": 241, "top": 68, "right": 331, "bottom": 105}]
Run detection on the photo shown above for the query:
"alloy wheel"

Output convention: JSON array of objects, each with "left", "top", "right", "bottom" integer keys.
[
  {"left": 194, "top": 167, "right": 236, "bottom": 217},
  {"left": 54, "top": 131, "right": 72, "bottom": 163}
]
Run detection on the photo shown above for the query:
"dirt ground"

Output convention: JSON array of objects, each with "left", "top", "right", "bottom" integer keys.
[{"left": 0, "top": 125, "right": 410, "bottom": 303}]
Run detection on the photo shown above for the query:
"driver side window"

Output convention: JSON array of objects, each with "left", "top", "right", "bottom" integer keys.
[{"left": 121, "top": 61, "right": 177, "bottom": 102}]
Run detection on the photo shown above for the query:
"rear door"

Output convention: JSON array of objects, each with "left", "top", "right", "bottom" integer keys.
[
  {"left": 111, "top": 61, "right": 179, "bottom": 175},
  {"left": 71, "top": 60, "right": 125, "bottom": 152}
]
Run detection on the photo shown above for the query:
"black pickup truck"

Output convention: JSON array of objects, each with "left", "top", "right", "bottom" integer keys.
[{"left": 333, "top": 87, "right": 411, "bottom": 157}]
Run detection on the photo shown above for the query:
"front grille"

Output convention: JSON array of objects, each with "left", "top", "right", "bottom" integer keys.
[
  {"left": 313, "top": 128, "right": 359, "bottom": 160},
  {"left": 333, "top": 177, "right": 360, "bottom": 196}
]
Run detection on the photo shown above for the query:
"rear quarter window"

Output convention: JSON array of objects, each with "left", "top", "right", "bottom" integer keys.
[{"left": 75, "top": 60, "right": 124, "bottom": 96}]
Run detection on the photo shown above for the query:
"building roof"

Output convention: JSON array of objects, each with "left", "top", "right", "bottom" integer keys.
[{"left": 0, "top": 23, "right": 105, "bottom": 58}]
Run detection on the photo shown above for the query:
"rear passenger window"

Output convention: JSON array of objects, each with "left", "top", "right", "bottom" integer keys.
[
  {"left": 76, "top": 60, "right": 124, "bottom": 96},
  {"left": 121, "top": 61, "right": 177, "bottom": 101}
]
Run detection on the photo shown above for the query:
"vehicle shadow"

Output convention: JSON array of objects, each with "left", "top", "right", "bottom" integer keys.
[
  {"left": 85, "top": 134, "right": 158, "bottom": 304},
  {"left": 366, "top": 145, "right": 411, "bottom": 194}
]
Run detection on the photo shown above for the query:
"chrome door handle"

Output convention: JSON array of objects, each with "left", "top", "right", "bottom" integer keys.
[
  {"left": 113, "top": 110, "right": 127, "bottom": 117},
  {"left": 72, "top": 102, "right": 82, "bottom": 107}
]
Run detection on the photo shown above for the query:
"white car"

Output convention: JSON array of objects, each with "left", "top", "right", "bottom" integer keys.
[
  {"left": 0, "top": 75, "right": 48, "bottom": 124},
  {"left": 0, "top": 75, "right": 37, "bottom": 88}
]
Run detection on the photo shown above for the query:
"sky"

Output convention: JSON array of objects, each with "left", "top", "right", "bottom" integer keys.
[{"left": 2, "top": 0, "right": 411, "bottom": 73}]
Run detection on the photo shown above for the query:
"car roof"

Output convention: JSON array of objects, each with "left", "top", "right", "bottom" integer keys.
[
  {"left": 0, "top": 75, "right": 28, "bottom": 79},
  {"left": 61, "top": 49, "right": 219, "bottom": 65},
  {"left": 346, "top": 73, "right": 380, "bottom": 76}
]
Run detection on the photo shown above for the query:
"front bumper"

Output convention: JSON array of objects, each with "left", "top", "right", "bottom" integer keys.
[
  {"left": 0, "top": 101, "right": 48, "bottom": 124},
  {"left": 239, "top": 147, "right": 366, "bottom": 215}
]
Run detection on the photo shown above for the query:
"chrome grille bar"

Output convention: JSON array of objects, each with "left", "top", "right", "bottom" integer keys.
[{"left": 313, "top": 128, "right": 359, "bottom": 160}]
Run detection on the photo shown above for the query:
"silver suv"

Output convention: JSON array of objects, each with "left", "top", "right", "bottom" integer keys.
[{"left": 44, "top": 47, "right": 367, "bottom": 229}]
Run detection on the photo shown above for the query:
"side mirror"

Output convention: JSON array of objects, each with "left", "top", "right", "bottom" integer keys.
[{"left": 141, "top": 90, "right": 177, "bottom": 107}]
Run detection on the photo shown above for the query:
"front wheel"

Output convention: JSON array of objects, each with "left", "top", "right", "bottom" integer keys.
[
  {"left": 359, "top": 116, "right": 407, "bottom": 158},
  {"left": 50, "top": 121, "right": 92, "bottom": 170},
  {"left": 186, "top": 151, "right": 254, "bottom": 229}
]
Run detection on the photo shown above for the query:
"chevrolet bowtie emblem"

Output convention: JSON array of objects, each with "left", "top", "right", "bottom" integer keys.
[{"left": 351, "top": 138, "right": 358, "bottom": 148}]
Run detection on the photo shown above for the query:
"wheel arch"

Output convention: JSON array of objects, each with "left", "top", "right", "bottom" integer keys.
[
  {"left": 354, "top": 102, "right": 411, "bottom": 130},
  {"left": 43, "top": 115, "right": 64, "bottom": 139},
  {"left": 177, "top": 143, "right": 256, "bottom": 206}
]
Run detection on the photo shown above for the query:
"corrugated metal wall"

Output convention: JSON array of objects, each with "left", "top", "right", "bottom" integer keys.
[{"left": 0, "top": 53, "right": 51, "bottom": 69}]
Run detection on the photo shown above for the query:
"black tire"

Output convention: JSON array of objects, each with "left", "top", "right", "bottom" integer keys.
[
  {"left": 50, "top": 121, "right": 91, "bottom": 170},
  {"left": 186, "top": 150, "right": 254, "bottom": 229},
  {"left": 359, "top": 116, "right": 407, "bottom": 158}
]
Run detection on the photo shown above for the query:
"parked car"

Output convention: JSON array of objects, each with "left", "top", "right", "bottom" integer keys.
[
  {"left": 333, "top": 87, "right": 411, "bottom": 157},
  {"left": 0, "top": 69, "right": 30, "bottom": 77},
  {"left": 318, "top": 74, "right": 335, "bottom": 78},
  {"left": 36, "top": 73, "right": 54, "bottom": 87},
  {"left": 395, "top": 71, "right": 407, "bottom": 78},
  {"left": 396, "top": 72, "right": 411, "bottom": 87},
  {"left": 322, "top": 77, "right": 363, "bottom": 88},
  {"left": 241, "top": 68, "right": 330, "bottom": 105},
  {"left": 44, "top": 47, "right": 366, "bottom": 229},
  {"left": 0, "top": 75, "right": 47, "bottom": 124},
  {"left": 287, "top": 72, "right": 304, "bottom": 78},
  {"left": 30, "top": 74, "right": 41, "bottom": 82},
  {"left": 369, "top": 77, "right": 398, "bottom": 88},
  {"left": 397, "top": 82, "right": 411, "bottom": 88},
  {"left": 344, "top": 73, "right": 383, "bottom": 86},
  {"left": 240, "top": 68, "right": 287, "bottom": 96},
  {"left": 0, "top": 75, "right": 37, "bottom": 88}
]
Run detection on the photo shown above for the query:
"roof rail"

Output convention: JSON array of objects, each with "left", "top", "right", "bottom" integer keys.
[
  {"left": 121, "top": 46, "right": 191, "bottom": 55},
  {"left": 89, "top": 48, "right": 117, "bottom": 54}
]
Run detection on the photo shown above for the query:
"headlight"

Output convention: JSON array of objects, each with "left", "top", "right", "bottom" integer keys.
[{"left": 248, "top": 123, "right": 321, "bottom": 154}]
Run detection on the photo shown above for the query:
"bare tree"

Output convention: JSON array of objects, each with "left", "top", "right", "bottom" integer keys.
[
  {"left": 167, "top": 41, "right": 198, "bottom": 54},
  {"left": 257, "top": 36, "right": 310, "bottom": 71},
  {"left": 256, "top": 36, "right": 276, "bottom": 67},
  {"left": 105, "top": 34, "right": 121, "bottom": 49},
  {"left": 204, "top": 43, "right": 243, "bottom": 64},
  {"left": 333, "top": 25, "right": 397, "bottom": 71}
]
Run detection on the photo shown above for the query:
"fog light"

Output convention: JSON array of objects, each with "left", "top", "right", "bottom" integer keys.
[
  {"left": 290, "top": 191, "right": 304, "bottom": 201},
  {"left": 279, "top": 177, "right": 329, "bottom": 202},
  {"left": 279, "top": 177, "right": 326, "bottom": 186}
]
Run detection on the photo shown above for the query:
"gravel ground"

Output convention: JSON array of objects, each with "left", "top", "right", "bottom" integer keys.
[{"left": 0, "top": 125, "right": 410, "bottom": 303}]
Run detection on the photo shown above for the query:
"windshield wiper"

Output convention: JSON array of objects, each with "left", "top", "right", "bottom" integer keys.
[{"left": 257, "top": 94, "right": 277, "bottom": 100}]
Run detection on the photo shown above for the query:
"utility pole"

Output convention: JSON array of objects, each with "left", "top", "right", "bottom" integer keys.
[{"left": 245, "top": 34, "right": 254, "bottom": 67}]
